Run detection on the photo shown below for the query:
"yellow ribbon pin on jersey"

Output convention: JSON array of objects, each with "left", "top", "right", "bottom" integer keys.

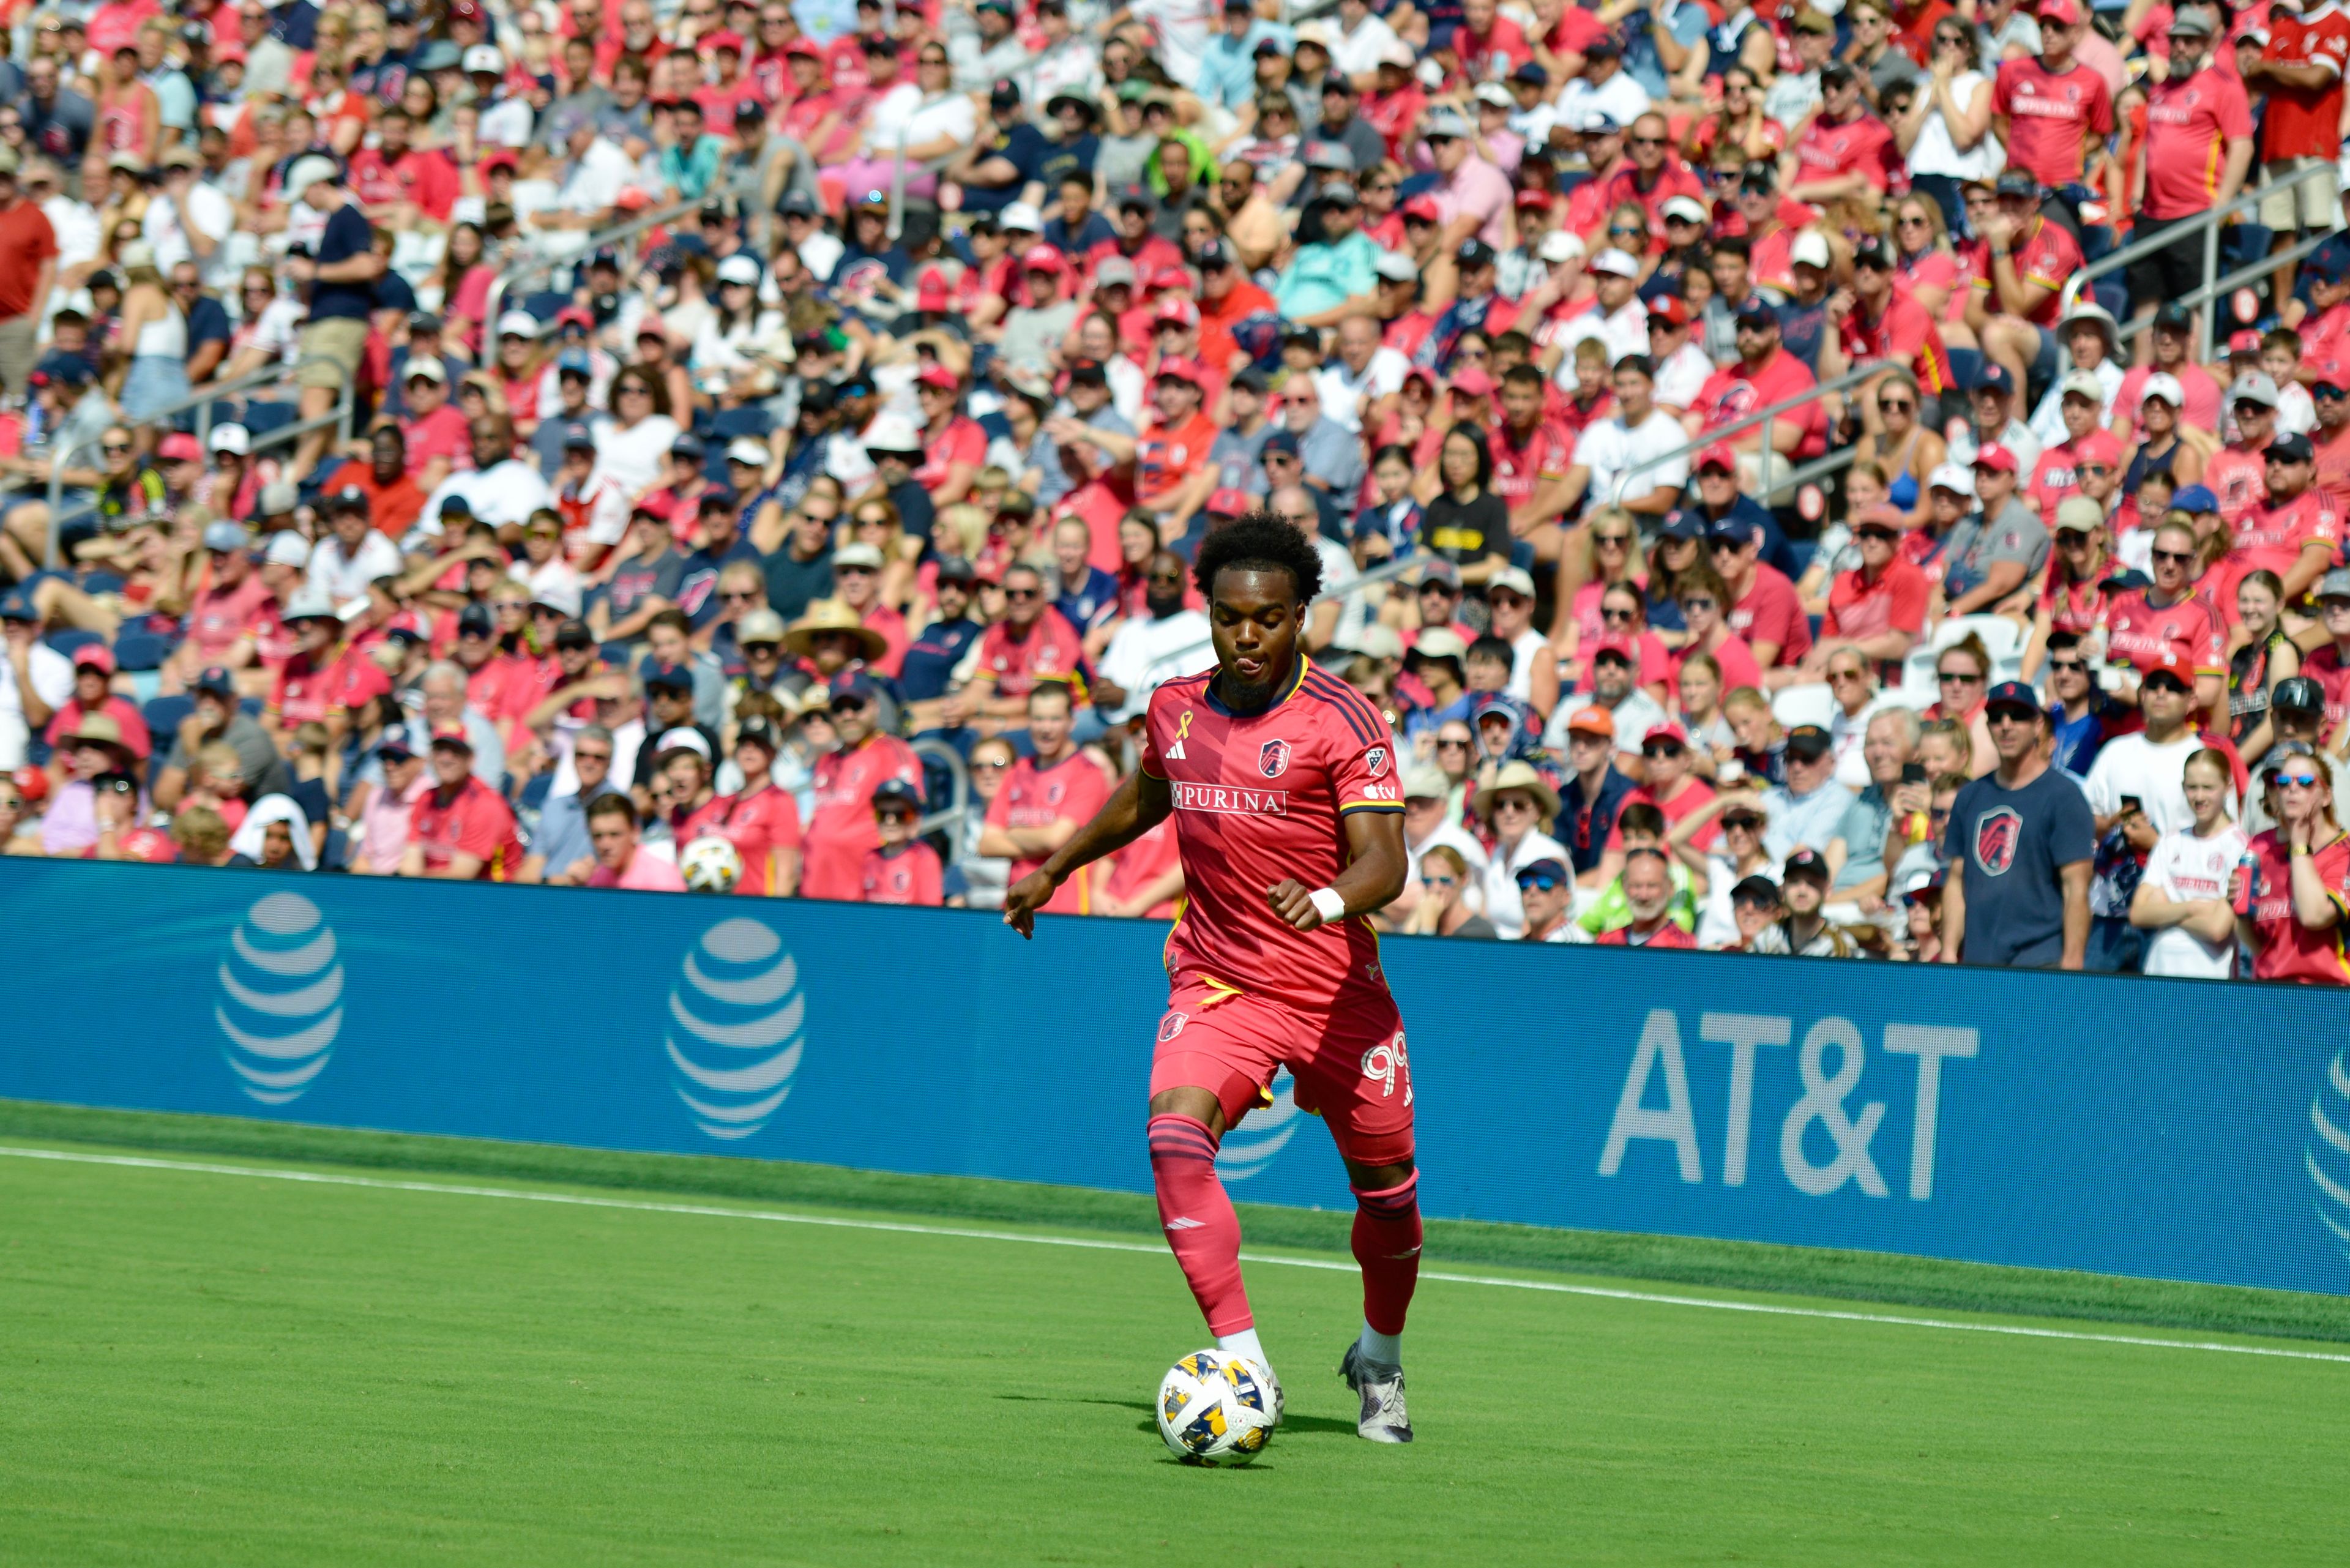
[{"left": 1176, "top": 711, "right": 1193, "bottom": 742}]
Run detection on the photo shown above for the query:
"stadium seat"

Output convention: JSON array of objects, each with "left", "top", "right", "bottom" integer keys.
[
  {"left": 1770, "top": 683, "right": 1835, "bottom": 731},
  {"left": 42, "top": 628, "right": 101, "bottom": 662}
]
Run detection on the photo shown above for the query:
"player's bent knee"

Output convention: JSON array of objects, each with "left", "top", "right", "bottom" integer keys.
[{"left": 1345, "top": 1157, "right": 1416, "bottom": 1193}]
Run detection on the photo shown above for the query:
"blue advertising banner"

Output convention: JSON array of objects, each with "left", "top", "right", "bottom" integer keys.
[{"left": 4, "top": 860, "right": 2348, "bottom": 1297}]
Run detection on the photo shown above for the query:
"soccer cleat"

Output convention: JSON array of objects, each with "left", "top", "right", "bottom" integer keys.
[{"left": 1339, "top": 1340, "right": 1413, "bottom": 1444}]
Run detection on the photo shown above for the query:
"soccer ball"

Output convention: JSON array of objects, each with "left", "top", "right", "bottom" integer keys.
[
  {"left": 677, "top": 835, "right": 743, "bottom": 894},
  {"left": 1155, "top": 1350, "right": 1275, "bottom": 1466}
]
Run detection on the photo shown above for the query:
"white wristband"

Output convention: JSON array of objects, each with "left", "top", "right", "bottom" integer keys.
[{"left": 1308, "top": 886, "right": 1348, "bottom": 923}]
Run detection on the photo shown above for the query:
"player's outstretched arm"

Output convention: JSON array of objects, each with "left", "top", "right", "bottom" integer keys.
[
  {"left": 1003, "top": 768, "right": 1174, "bottom": 939},
  {"left": 1266, "top": 807, "right": 1409, "bottom": 933}
]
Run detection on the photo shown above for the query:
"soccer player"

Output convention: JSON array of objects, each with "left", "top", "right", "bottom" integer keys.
[{"left": 1001, "top": 512, "right": 1421, "bottom": 1444}]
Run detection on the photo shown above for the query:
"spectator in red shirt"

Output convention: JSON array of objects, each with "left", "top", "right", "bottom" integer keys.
[
  {"left": 1975, "top": 168, "right": 2085, "bottom": 395},
  {"left": 1808, "top": 504, "right": 1930, "bottom": 676},
  {"left": 575, "top": 792, "right": 690, "bottom": 892},
  {"left": 801, "top": 672, "right": 924, "bottom": 901},
  {"left": 1990, "top": 0, "right": 2114, "bottom": 188},
  {"left": 1788, "top": 64, "right": 1900, "bottom": 206},
  {"left": 400, "top": 728, "right": 522, "bottom": 880},
  {"left": 2247, "top": 0, "right": 2350, "bottom": 301},
  {"left": 399, "top": 358, "right": 470, "bottom": 495},
  {"left": 2234, "top": 746, "right": 2350, "bottom": 984},
  {"left": 861, "top": 777, "right": 944, "bottom": 905},
  {"left": 949, "top": 561, "right": 1091, "bottom": 732},
  {"left": 40, "top": 643, "right": 149, "bottom": 767},
  {"left": 1707, "top": 513, "right": 1813, "bottom": 676},
  {"left": 912, "top": 364, "right": 986, "bottom": 506},
  {"left": 2127, "top": 15, "right": 2254, "bottom": 342}
]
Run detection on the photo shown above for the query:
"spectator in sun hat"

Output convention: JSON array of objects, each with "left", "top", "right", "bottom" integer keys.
[
  {"left": 40, "top": 643, "right": 149, "bottom": 766},
  {"left": 1475, "top": 758, "right": 1572, "bottom": 938},
  {"left": 42, "top": 711, "right": 142, "bottom": 856},
  {"left": 1942, "top": 678, "right": 2095, "bottom": 968}
]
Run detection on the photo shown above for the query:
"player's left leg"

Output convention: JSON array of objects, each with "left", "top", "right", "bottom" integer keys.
[{"left": 1294, "top": 1009, "right": 1420, "bottom": 1443}]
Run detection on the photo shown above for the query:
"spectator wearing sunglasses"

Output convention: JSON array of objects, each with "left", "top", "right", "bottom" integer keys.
[
  {"left": 1811, "top": 504, "right": 1928, "bottom": 680},
  {"left": 1401, "top": 843, "right": 1499, "bottom": 938},
  {"left": 1941, "top": 680, "right": 2094, "bottom": 968},
  {"left": 1594, "top": 848, "right": 1698, "bottom": 947},
  {"left": 2102, "top": 518, "right": 2228, "bottom": 717},
  {"left": 1513, "top": 856, "right": 1580, "bottom": 943},
  {"left": 2234, "top": 745, "right": 2350, "bottom": 985},
  {"left": 1477, "top": 758, "right": 1573, "bottom": 935},
  {"left": 2040, "top": 629, "right": 2122, "bottom": 776}
]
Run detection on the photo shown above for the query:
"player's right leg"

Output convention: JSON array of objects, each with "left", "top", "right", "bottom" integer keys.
[{"left": 1146, "top": 987, "right": 1286, "bottom": 1414}]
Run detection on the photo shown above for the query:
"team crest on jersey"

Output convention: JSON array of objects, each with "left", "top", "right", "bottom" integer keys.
[
  {"left": 1365, "top": 745, "right": 1390, "bottom": 778},
  {"left": 1974, "top": 807, "right": 2022, "bottom": 876},
  {"left": 1158, "top": 1012, "right": 1188, "bottom": 1042},
  {"left": 1258, "top": 739, "right": 1292, "bottom": 778}
]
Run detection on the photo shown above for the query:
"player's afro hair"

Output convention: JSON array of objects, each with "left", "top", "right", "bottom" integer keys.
[{"left": 1192, "top": 509, "right": 1323, "bottom": 605}]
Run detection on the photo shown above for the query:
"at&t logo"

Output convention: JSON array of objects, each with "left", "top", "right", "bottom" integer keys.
[
  {"left": 670, "top": 918, "right": 804, "bottom": 1141},
  {"left": 1218, "top": 1069, "right": 1300, "bottom": 1183},
  {"left": 216, "top": 892, "right": 342, "bottom": 1105},
  {"left": 2308, "top": 1051, "right": 2350, "bottom": 1250}
]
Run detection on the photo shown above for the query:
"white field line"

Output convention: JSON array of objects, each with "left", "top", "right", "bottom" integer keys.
[{"left": 5, "top": 1143, "right": 2348, "bottom": 1368}]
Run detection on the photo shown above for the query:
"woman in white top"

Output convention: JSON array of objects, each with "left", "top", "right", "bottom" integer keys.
[
  {"left": 2128, "top": 747, "right": 2248, "bottom": 979},
  {"left": 112, "top": 241, "right": 188, "bottom": 424},
  {"left": 690, "top": 255, "right": 789, "bottom": 381},
  {"left": 1893, "top": 20, "right": 2000, "bottom": 236},
  {"left": 587, "top": 364, "right": 682, "bottom": 504},
  {"left": 835, "top": 43, "right": 976, "bottom": 206},
  {"left": 1475, "top": 763, "right": 1570, "bottom": 940}
]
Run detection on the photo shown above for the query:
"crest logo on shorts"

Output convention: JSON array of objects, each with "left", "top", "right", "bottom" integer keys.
[
  {"left": 1258, "top": 739, "right": 1291, "bottom": 778},
  {"left": 1974, "top": 807, "right": 2021, "bottom": 876},
  {"left": 1365, "top": 745, "right": 1389, "bottom": 778},
  {"left": 1158, "top": 1012, "right": 1189, "bottom": 1042}
]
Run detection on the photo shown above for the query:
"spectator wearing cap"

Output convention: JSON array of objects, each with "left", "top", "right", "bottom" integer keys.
[
  {"left": 899, "top": 558, "right": 987, "bottom": 736},
  {"left": 1550, "top": 244, "right": 1646, "bottom": 367},
  {"left": 391, "top": 356, "right": 471, "bottom": 496},
  {"left": 1942, "top": 455, "right": 2052, "bottom": 618},
  {"left": 39, "top": 709, "right": 141, "bottom": 856},
  {"left": 38, "top": 644, "right": 147, "bottom": 774},
  {"left": 1941, "top": 678, "right": 2095, "bottom": 968},
  {"left": 2024, "top": 306, "right": 2127, "bottom": 454},
  {"left": 1273, "top": 177, "right": 1382, "bottom": 320},
  {"left": 1475, "top": 758, "right": 1573, "bottom": 936},
  {"left": 2113, "top": 302, "right": 2227, "bottom": 443},
  {"left": 2295, "top": 567, "right": 2350, "bottom": 747},
  {"left": 305, "top": 487, "right": 405, "bottom": 603},
  {"left": 267, "top": 588, "right": 390, "bottom": 753},
  {"left": 1765, "top": 9, "right": 1837, "bottom": 125},
  {"left": 1947, "top": 366, "right": 2042, "bottom": 479},
  {"left": 1687, "top": 302, "right": 1831, "bottom": 466},
  {"left": 346, "top": 732, "right": 431, "bottom": 876},
  {"left": 2246, "top": 678, "right": 2350, "bottom": 837},
  {"left": 2080, "top": 649, "right": 2221, "bottom": 969},
  {"left": 1308, "top": 69, "right": 1387, "bottom": 179},
  {"left": 2234, "top": 429, "right": 2341, "bottom": 609},
  {"left": 675, "top": 487, "right": 764, "bottom": 632},
  {"left": 1699, "top": 512, "right": 1810, "bottom": 678},
  {"left": 400, "top": 723, "right": 523, "bottom": 880},
  {"left": 1809, "top": 504, "right": 1928, "bottom": 678},
  {"left": 284, "top": 155, "right": 387, "bottom": 483},
  {"left": 1785, "top": 61, "right": 1899, "bottom": 207},
  {"left": 1748, "top": 848, "right": 1862, "bottom": 955},
  {"left": 996, "top": 248, "right": 1084, "bottom": 376},
  {"left": 1419, "top": 104, "right": 1513, "bottom": 251},
  {"left": 0, "top": 590, "right": 68, "bottom": 771},
  {"left": 1508, "top": 854, "right": 1580, "bottom": 943},
  {"left": 1751, "top": 722, "right": 1854, "bottom": 861},
  {"left": 1196, "top": 0, "right": 1293, "bottom": 113},
  {"left": 803, "top": 670, "right": 925, "bottom": 901},
  {"left": 2310, "top": 367, "right": 2350, "bottom": 510},
  {"left": 415, "top": 657, "right": 508, "bottom": 788},
  {"left": 860, "top": 777, "right": 943, "bottom": 904},
  {"left": 1972, "top": 166, "right": 2087, "bottom": 402}
]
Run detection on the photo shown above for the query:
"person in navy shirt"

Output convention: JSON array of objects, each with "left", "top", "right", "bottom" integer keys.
[
  {"left": 1050, "top": 517, "right": 1121, "bottom": 635},
  {"left": 901, "top": 558, "right": 985, "bottom": 738},
  {"left": 675, "top": 490, "right": 763, "bottom": 629}
]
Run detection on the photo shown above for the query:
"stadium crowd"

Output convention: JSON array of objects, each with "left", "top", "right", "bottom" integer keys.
[{"left": 4, "top": 0, "right": 2350, "bottom": 980}]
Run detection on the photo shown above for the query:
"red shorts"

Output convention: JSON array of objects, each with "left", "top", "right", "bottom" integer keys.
[{"left": 1149, "top": 977, "right": 1416, "bottom": 1167}]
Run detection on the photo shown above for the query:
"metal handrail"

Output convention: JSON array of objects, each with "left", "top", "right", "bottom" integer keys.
[
  {"left": 2055, "top": 158, "right": 2338, "bottom": 360},
  {"left": 481, "top": 195, "right": 700, "bottom": 345},
  {"left": 39, "top": 354, "right": 355, "bottom": 568},
  {"left": 910, "top": 736, "right": 971, "bottom": 864}
]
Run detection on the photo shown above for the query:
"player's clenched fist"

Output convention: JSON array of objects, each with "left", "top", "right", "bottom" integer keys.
[
  {"left": 1002, "top": 870, "right": 1058, "bottom": 938},
  {"left": 1266, "top": 879, "right": 1326, "bottom": 932}
]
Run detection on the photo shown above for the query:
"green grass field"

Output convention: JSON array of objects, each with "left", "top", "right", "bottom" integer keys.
[{"left": 4, "top": 1113, "right": 2349, "bottom": 1564}]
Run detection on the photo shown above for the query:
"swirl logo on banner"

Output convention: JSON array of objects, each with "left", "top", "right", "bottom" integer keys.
[
  {"left": 215, "top": 892, "right": 343, "bottom": 1105},
  {"left": 668, "top": 918, "right": 804, "bottom": 1142},
  {"left": 2310, "top": 1051, "right": 2350, "bottom": 1250},
  {"left": 1217, "top": 1069, "right": 1300, "bottom": 1182}
]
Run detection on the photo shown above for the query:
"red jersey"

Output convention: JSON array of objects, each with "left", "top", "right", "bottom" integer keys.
[
  {"left": 2236, "top": 486, "right": 2340, "bottom": 579},
  {"left": 2004, "top": 215, "right": 2084, "bottom": 329},
  {"left": 1824, "top": 556, "right": 1930, "bottom": 643},
  {"left": 2299, "top": 640, "right": 2350, "bottom": 737},
  {"left": 2039, "top": 567, "right": 2115, "bottom": 638},
  {"left": 268, "top": 643, "right": 390, "bottom": 728},
  {"left": 2104, "top": 587, "right": 2227, "bottom": 676},
  {"left": 1381, "top": 309, "right": 1438, "bottom": 362},
  {"left": 403, "top": 403, "right": 472, "bottom": 475},
  {"left": 2027, "top": 439, "right": 2084, "bottom": 523},
  {"left": 407, "top": 776, "right": 521, "bottom": 880},
  {"left": 1993, "top": 57, "right": 2114, "bottom": 187},
  {"left": 685, "top": 783, "right": 805, "bottom": 897},
  {"left": 1792, "top": 109, "right": 1899, "bottom": 193},
  {"left": 2244, "top": 827, "right": 2350, "bottom": 984},
  {"left": 1690, "top": 349, "right": 1830, "bottom": 456},
  {"left": 972, "top": 608, "right": 1087, "bottom": 700},
  {"left": 460, "top": 652, "right": 537, "bottom": 730},
  {"left": 1453, "top": 14, "right": 1531, "bottom": 81},
  {"left": 2316, "top": 422, "right": 2350, "bottom": 509},
  {"left": 346, "top": 146, "right": 459, "bottom": 222},
  {"left": 860, "top": 840, "right": 944, "bottom": 905},
  {"left": 1485, "top": 416, "right": 1575, "bottom": 507},
  {"left": 802, "top": 733, "right": 923, "bottom": 902},
  {"left": 1594, "top": 159, "right": 1708, "bottom": 237},
  {"left": 183, "top": 573, "right": 276, "bottom": 666},
  {"left": 1133, "top": 410, "right": 1217, "bottom": 510},
  {"left": 1838, "top": 288, "right": 1955, "bottom": 397},
  {"left": 1082, "top": 233, "right": 1187, "bottom": 289},
  {"left": 2206, "top": 441, "right": 2270, "bottom": 525},
  {"left": 2261, "top": 6, "right": 2350, "bottom": 162},
  {"left": 1360, "top": 84, "right": 1427, "bottom": 160},
  {"left": 2141, "top": 65, "right": 2255, "bottom": 220},
  {"left": 1595, "top": 921, "right": 1698, "bottom": 948},
  {"left": 1728, "top": 562, "right": 1813, "bottom": 665},
  {"left": 1139, "top": 657, "right": 1403, "bottom": 1012},
  {"left": 988, "top": 749, "right": 1112, "bottom": 914},
  {"left": 1105, "top": 813, "right": 1183, "bottom": 919},
  {"left": 912, "top": 414, "right": 987, "bottom": 495}
]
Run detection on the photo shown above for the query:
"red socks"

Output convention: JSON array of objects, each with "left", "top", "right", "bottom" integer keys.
[
  {"left": 1147, "top": 1113, "right": 1253, "bottom": 1335},
  {"left": 1351, "top": 1171, "right": 1423, "bottom": 1337}
]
